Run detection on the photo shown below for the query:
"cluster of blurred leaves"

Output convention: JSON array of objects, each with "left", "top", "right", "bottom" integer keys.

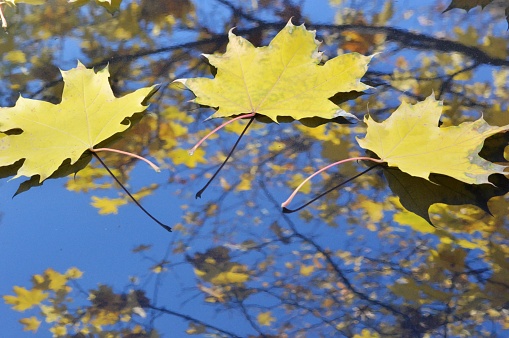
[{"left": 3, "top": 267, "right": 154, "bottom": 336}]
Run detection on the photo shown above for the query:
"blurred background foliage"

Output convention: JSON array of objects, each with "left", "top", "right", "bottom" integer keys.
[{"left": 3, "top": 0, "right": 509, "bottom": 336}]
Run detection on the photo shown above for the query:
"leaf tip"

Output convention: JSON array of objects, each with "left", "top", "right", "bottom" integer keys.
[
  {"left": 333, "top": 110, "right": 358, "bottom": 121},
  {"left": 228, "top": 27, "right": 237, "bottom": 39},
  {"left": 285, "top": 17, "right": 295, "bottom": 27},
  {"left": 172, "top": 78, "right": 188, "bottom": 88},
  {"left": 76, "top": 59, "right": 86, "bottom": 69}
]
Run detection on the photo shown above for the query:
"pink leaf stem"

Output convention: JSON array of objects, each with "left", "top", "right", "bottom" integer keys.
[
  {"left": 189, "top": 113, "right": 256, "bottom": 155},
  {"left": 281, "top": 157, "right": 384, "bottom": 208},
  {"left": 91, "top": 148, "right": 160, "bottom": 172}
]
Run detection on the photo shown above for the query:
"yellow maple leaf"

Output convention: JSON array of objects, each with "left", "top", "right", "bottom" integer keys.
[
  {"left": 357, "top": 94, "right": 509, "bottom": 185},
  {"left": 65, "top": 267, "right": 84, "bottom": 279},
  {"left": 257, "top": 311, "right": 275, "bottom": 327},
  {"left": 175, "top": 20, "right": 372, "bottom": 122},
  {"left": 40, "top": 304, "right": 60, "bottom": 323},
  {"left": 210, "top": 270, "right": 249, "bottom": 285},
  {"left": 299, "top": 264, "right": 315, "bottom": 276},
  {"left": 353, "top": 328, "right": 381, "bottom": 338},
  {"left": 90, "top": 196, "right": 128, "bottom": 215},
  {"left": 235, "top": 173, "right": 252, "bottom": 191},
  {"left": 289, "top": 173, "right": 312, "bottom": 194},
  {"left": 169, "top": 148, "right": 207, "bottom": 168},
  {"left": 91, "top": 184, "right": 158, "bottom": 214},
  {"left": 19, "top": 316, "right": 41, "bottom": 332},
  {"left": 50, "top": 325, "right": 68, "bottom": 337},
  {"left": 186, "top": 322, "right": 207, "bottom": 335},
  {"left": 3, "top": 286, "right": 48, "bottom": 311},
  {"left": 45, "top": 268, "right": 68, "bottom": 292},
  {"left": 0, "top": 61, "right": 156, "bottom": 184},
  {"left": 90, "top": 309, "right": 119, "bottom": 326},
  {"left": 66, "top": 166, "right": 118, "bottom": 192}
]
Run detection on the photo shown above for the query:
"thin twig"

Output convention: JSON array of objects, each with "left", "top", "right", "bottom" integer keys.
[
  {"left": 149, "top": 305, "right": 242, "bottom": 338},
  {"left": 91, "top": 152, "right": 172, "bottom": 233},
  {"left": 196, "top": 116, "right": 255, "bottom": 198}
]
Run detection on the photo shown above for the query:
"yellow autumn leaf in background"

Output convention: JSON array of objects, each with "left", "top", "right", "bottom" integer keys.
[
  {"left": 186, "top": 322, "right": 207, "bottom": 335},
  {"left": 66, "top": 166, "right": 120, "bottom": 192},
  {"left": 289, "top": 173, "right": 312, "bottom": 194},
  {"left": 91, "top": 196, "right": 128, "bottom": 215},
  {"left": 357, "top": 94, "right": 509, "bottom": 185},
  {"left": 40, "top": 304, "right": 60, "bottom": 323},
  {"left": 169, "top": 148, "right": 207, "bottom": 168},
  {"left": 68, "top": 0, "right": 122, "bottom": 14},
  {"left": 257, "top": 311, "right": 275, "bottom": 326},
  {"left": 236, "top": 173, "right": 252, "bottom": 191},
  {"left": 19, "top": 316, "right": 41, "bottom": 332},
  {"left": 210, "top": 270, "right": 249, "bottom": 285},
  {"left": 0, "top": 61, "right": 156, "bottom": 184},
  {"left": 3, "top": 286, "right": 48, "bottom": 311},
  {"left": 49, "top": 325, "right": 68, "bottom": 337},
  {"left": 65, "top": 267, "right": 84, "bottom": 279},
  {"left": 45, "top": 269, "right": 68, "bottom": 292},
  {"left": 300, "top": 264, "right": 314, "bottom": 276},
  {"left": 91, "top": 184, "right": 158, "bottom": 214},
  {"left": 175, "top": 20, "right": 373, "bottom": 122},
  {"left": 3, "top": 50, "right": 27, "bottom": 63},
  {"left": 353, "top": 328, "right": 381, "bottom": 338}
]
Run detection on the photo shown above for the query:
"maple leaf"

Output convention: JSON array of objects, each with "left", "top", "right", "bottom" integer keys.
[
  {"left": 175, "top": 19, "right": 373, "bottom": 122},
  {"left": 91, "top": 196, "right": 128, "bottom": 214},
  {"left": 90, "top": 184, "right": 158, "bottom": 214},
  {"left": 209, "top": 268, "right": 250, "bottom": 285},
  {"left": 50, "top": 325, "right": 68, "bottom": 336},
  {"left": 45, "top": 268, "right": 68, "bottom": 292},
  {"left": 19, "top": 316, "right": 41, "bottom": 333},
  {"left": 356, "top": 94, "right": 509, "bottom": 185},
  {"left": 0, "top": 61, "right": 157, "bottom": 185},
  {"left": 257, "top": 311, "right": 276, "bottom": 327},
  {"left": 188, "top": 246, "right": 251, "bottom": 285},
  {"left": 65, "top": 267, "right": 84, "bottom": 279},
  {"left": 300, "top": 265, "right": 315, "bottom": 276},
  {"left": 3, "top": 286, "right": 48, "bottom": 311}
]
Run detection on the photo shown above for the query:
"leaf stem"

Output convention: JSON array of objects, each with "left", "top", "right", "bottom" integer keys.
[
  {"left": 189, "top": 113, "right": 256, "bottom": 155},
  {"left": 196, "top": 116, "right": 255, "bottom": 198},
  {"left": 280, "top": 157, "right": 385, "bottom": 209},
  {"left": 91, "top": 152, "right": 172, "bottom": 233},
  {"left": 92, "top": 147, "right": 160, "bottom": 172},
  {"left": 282, "top": 164, "right": 380, "bottom": 213}
]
